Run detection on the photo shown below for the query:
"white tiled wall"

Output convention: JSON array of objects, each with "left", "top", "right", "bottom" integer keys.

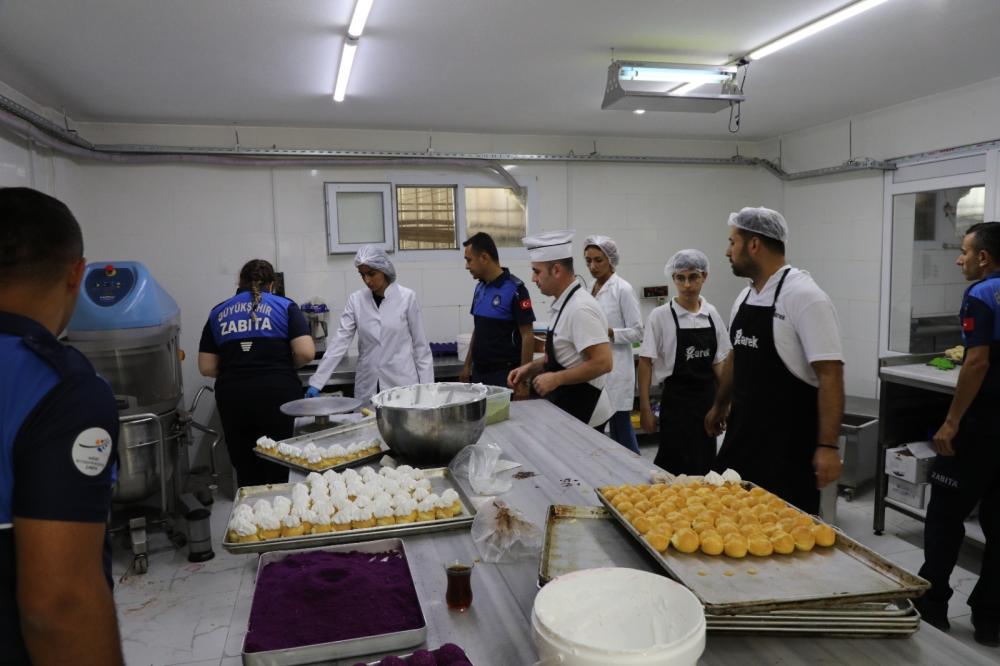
[{"left": 784, "top": 173, "right": 885, "bottom": 399}]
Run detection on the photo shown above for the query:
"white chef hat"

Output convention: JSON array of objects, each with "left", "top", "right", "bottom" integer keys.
[
  {"left": 583, "top": 235, "right": 620, "bottom": 267},
  {"left": 522, "top": 230, "right": 574, "bottom": 262},
  {"left": 354, "top": 245, "right": 397, "bottom": 283},
  {"left": 727, "top": 207, "right": 789, "bottom": 243}
]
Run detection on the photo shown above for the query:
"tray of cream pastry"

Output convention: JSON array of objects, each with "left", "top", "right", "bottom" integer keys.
[
  {"left": 253, "top": 417, "right": 386, "bottom": 474},
  {"left": 223, "top": 464, "right": 476, "bottom": 554},
  {"left": 594, "top": 470, "right": 929, "bottom": 615}
]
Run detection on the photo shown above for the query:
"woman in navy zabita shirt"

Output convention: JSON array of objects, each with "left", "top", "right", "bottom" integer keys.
[{"left": 199, "top": 259, "right": 314, "bottom": 486}]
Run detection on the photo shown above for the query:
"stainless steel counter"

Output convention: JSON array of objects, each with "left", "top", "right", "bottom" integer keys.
[
  {"left": 257, "top": 400, "right": 992, "bottom": 665},
  {"left": 298, "top": 354, "right": 467, "bottom": 389},
  {"left": 874, "top": 355, "right": 986, "bottom": 544}
]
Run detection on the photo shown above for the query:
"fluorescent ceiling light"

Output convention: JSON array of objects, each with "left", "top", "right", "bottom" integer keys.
[
  {"left": 333, "top": 39, "right": 358, "bottom": 103},
  {"left": 749, "top": 0, "right": 890, "bottom": 60},
  {"left": 671, "top": 81, "right": 706, "bottom": 96},
  {"left": 603, "top": 61, "right": 744, "bottom": 113},
  {"left": 348, "top": 0, "right": 374, "bottom": 38},
  {"left": 619, "top": 65, "right": 733, "bottom": 84}
]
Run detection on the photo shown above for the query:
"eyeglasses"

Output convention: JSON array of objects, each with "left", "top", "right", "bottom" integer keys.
[{"left": 672, "top": 273, "right": 704, "bottom": 284}]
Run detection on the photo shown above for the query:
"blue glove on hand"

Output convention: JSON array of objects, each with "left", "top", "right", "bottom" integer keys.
[{"left": 305, "top": 386, "right": 321, "bottom": 399}]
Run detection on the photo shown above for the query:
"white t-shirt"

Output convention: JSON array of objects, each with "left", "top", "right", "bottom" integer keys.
[
  {"left": 548, "top": 279, "right": 614, "bottom": 426},
  {"left": 639, "top": 297, "right": 731, "bottom": 385},
  {"left": 728, "top": 265, "right": 844, "bottom": 387}
]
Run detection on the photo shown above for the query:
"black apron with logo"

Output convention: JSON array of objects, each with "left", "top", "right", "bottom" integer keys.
[
  {"left": 714, "top": 269, "right": 821, "bottom": 514},
  {"left": 543, "top": 284, "right": 603, "bottom": 424},
  {"left": 655, "top": 302, "right": 718, "bottom": 474}
]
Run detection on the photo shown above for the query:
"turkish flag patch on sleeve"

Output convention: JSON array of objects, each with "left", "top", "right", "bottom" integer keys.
[
  {"left": 962, "top": 317, "right": 975, "bottom": 332},
  {"left": 519, "top": 298, "right": 532, "bottom": 311}
]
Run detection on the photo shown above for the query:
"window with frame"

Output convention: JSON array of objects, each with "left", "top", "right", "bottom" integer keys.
[
  {"left": 396, "top": 186, "right": 457, "bottom": 250},
  {"left": 324, "top": 183, "right": 393, "bottom": 254},
  {"left": 465, "top": 187, "right": 527, "bottom": 247}
]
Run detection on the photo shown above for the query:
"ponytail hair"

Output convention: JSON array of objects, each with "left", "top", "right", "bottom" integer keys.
[{"left": 238, "top": 259, "right": 276, "bottom": 320}]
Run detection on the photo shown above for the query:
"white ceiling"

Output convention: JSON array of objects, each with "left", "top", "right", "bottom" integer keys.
[{"left": 0, "top": 0, "right": 997, "bottom": 141}]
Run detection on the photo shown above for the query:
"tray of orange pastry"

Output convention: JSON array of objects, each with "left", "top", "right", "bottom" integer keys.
[{"left": 595, "top": 472, "right": 929, "bottom": 614}]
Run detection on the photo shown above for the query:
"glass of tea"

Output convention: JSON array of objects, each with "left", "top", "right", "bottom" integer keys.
[{"left": 445, "top": 560, "right": 474, "bottom": 611}]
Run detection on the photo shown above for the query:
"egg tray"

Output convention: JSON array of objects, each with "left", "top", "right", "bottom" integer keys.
[
  {"left": 223, "top": 467, "right": 476, "bottom": 555},
  {"left": 595, "top": 484, "right": 930, "bottom": 615}
]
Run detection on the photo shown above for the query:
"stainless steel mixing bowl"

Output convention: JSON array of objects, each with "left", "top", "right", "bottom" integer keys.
[{"left": 371, "top": 382, "right": 489, "bottom": 463}]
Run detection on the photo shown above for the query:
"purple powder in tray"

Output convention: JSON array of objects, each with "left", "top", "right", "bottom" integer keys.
[{"left": 245, "top": 549, "right": 423, "bottom": 653}]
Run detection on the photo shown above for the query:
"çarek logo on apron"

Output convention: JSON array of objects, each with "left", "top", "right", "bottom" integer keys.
[
  {"left": 733, "top": 329, "right": 759, "bottom": 349},
  {"left": 684, "top": 346, "right": 712, "bottom": 362}
]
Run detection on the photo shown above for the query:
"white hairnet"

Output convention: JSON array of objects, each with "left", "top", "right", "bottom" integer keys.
[
  {"left": 583, "top": 235, "right": 620, "bottom": 267},
  {"left": 665, "top": 249, "right": 710, "bottom": 276},
  {"left": 354, "top": 245, "right": 396, "bottom": 283},
  {"left": 727, "top": 206, "right": 789, "bottom": 243}
]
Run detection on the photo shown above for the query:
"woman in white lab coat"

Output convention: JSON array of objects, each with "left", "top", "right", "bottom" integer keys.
[
  {"left": 584, "top": 235, "right": 644, "bottom": 453},
  {"left": 306, "top": 246, "right": 434, "bottom": 403}
]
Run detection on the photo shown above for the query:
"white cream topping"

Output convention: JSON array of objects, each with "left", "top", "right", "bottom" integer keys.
[
  {"left": 229, "top": 515, "right": 257, "bottom": 536},
  {"left": 258, "top": 514, "right": 281, "bottom": 531},
  {"left": 272, "top": 496, "right": 292, "bottom": 517}
]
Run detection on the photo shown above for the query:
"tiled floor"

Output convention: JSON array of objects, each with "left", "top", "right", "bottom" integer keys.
[{"left": 110, "top": 446, "right": 998, "bottom": 665}]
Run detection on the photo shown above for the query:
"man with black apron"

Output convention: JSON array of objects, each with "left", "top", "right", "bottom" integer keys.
[
  {"left": 706, "top": 207, "right": 844, "bottom": 516},
  {"left": 508, "top": 230, "right": 614, "bottom": 428},
  {"left": 915, "top": 222, "right": 1000, "bottom": 646},
  {"left": 639, "top": 249, "right": 731, "bottom": 474}
]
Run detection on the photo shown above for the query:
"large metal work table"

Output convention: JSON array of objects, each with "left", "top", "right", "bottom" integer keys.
[{"left": 257, "top": 400, "right": 992, "bottom": 665}]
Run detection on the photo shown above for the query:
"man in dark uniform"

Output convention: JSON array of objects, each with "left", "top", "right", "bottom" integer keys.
[
  {"left": 0, "top": 187, "right": 123, "bottom": 664},
  {"left": 916, "top": 221, "right": 1000, "bottom": 646},
  {"left": 460, "top": 232, "right": 535, "bottom": 398}
]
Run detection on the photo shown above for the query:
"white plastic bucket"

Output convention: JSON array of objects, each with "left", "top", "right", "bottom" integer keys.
[{"left": 531, "top": 568, "right": 705, "bottom": 666}]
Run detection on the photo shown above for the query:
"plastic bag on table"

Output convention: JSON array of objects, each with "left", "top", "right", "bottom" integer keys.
[
  {"left": 471, "top": 499, "right": 543, "bottom": 563},
  {"left": 448, "top": 442, "right": 513, "bottom": 495}
]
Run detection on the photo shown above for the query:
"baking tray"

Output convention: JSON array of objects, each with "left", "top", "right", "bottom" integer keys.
[
  {"left": 223, "top": 467, "right": 476, "bottom": 554},
  {"left": 243, "top": 538, "right": 426, "bottom": 665},
  {"left": 254, "top": 418, "right": 385, "bottom": 474},
  {"left": 595, "top": 487, "right": 930, "bottom": 614},
  {"left": 538, "top": 504, "right": 660, "bottom": 586}
]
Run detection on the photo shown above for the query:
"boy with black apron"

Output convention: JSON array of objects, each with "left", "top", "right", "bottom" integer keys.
[
  {"left": 656, "top": 302, "right": 719, "bottom": 473},
  {"left": 640, "top": 249, "right": 730, "bottom": 474}
]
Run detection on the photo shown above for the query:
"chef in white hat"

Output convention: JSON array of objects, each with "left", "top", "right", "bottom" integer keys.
[{"left": 508, "top": 230, "right": 614, "bottom": 427}]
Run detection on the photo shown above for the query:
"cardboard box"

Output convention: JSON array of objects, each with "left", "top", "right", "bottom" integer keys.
[
  {"left": 885, "top": 441, "right": 935, "bottom": 484},
  {"left": 887, "top": 476, "right": 931, "bottom": 510}
]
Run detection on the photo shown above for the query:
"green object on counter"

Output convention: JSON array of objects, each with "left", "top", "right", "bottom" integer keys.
[{"left": 928, "top": 357, "right": 955, "bottom": 371}]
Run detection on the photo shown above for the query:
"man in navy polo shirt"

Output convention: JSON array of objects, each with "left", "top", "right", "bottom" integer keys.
[
  {"left": 917, "top": 221, "right": 1000, "bottom": 647},
  {"left": 460, "top": 232, "right": 535, "bottom": 397},
  {"left": 0, "top": 188, "right": 123, "bottom": 664}
]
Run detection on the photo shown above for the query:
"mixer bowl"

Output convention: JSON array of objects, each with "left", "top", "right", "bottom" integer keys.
[{"left": 371, "top": 382, "right": 488, "bottom": 464}]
